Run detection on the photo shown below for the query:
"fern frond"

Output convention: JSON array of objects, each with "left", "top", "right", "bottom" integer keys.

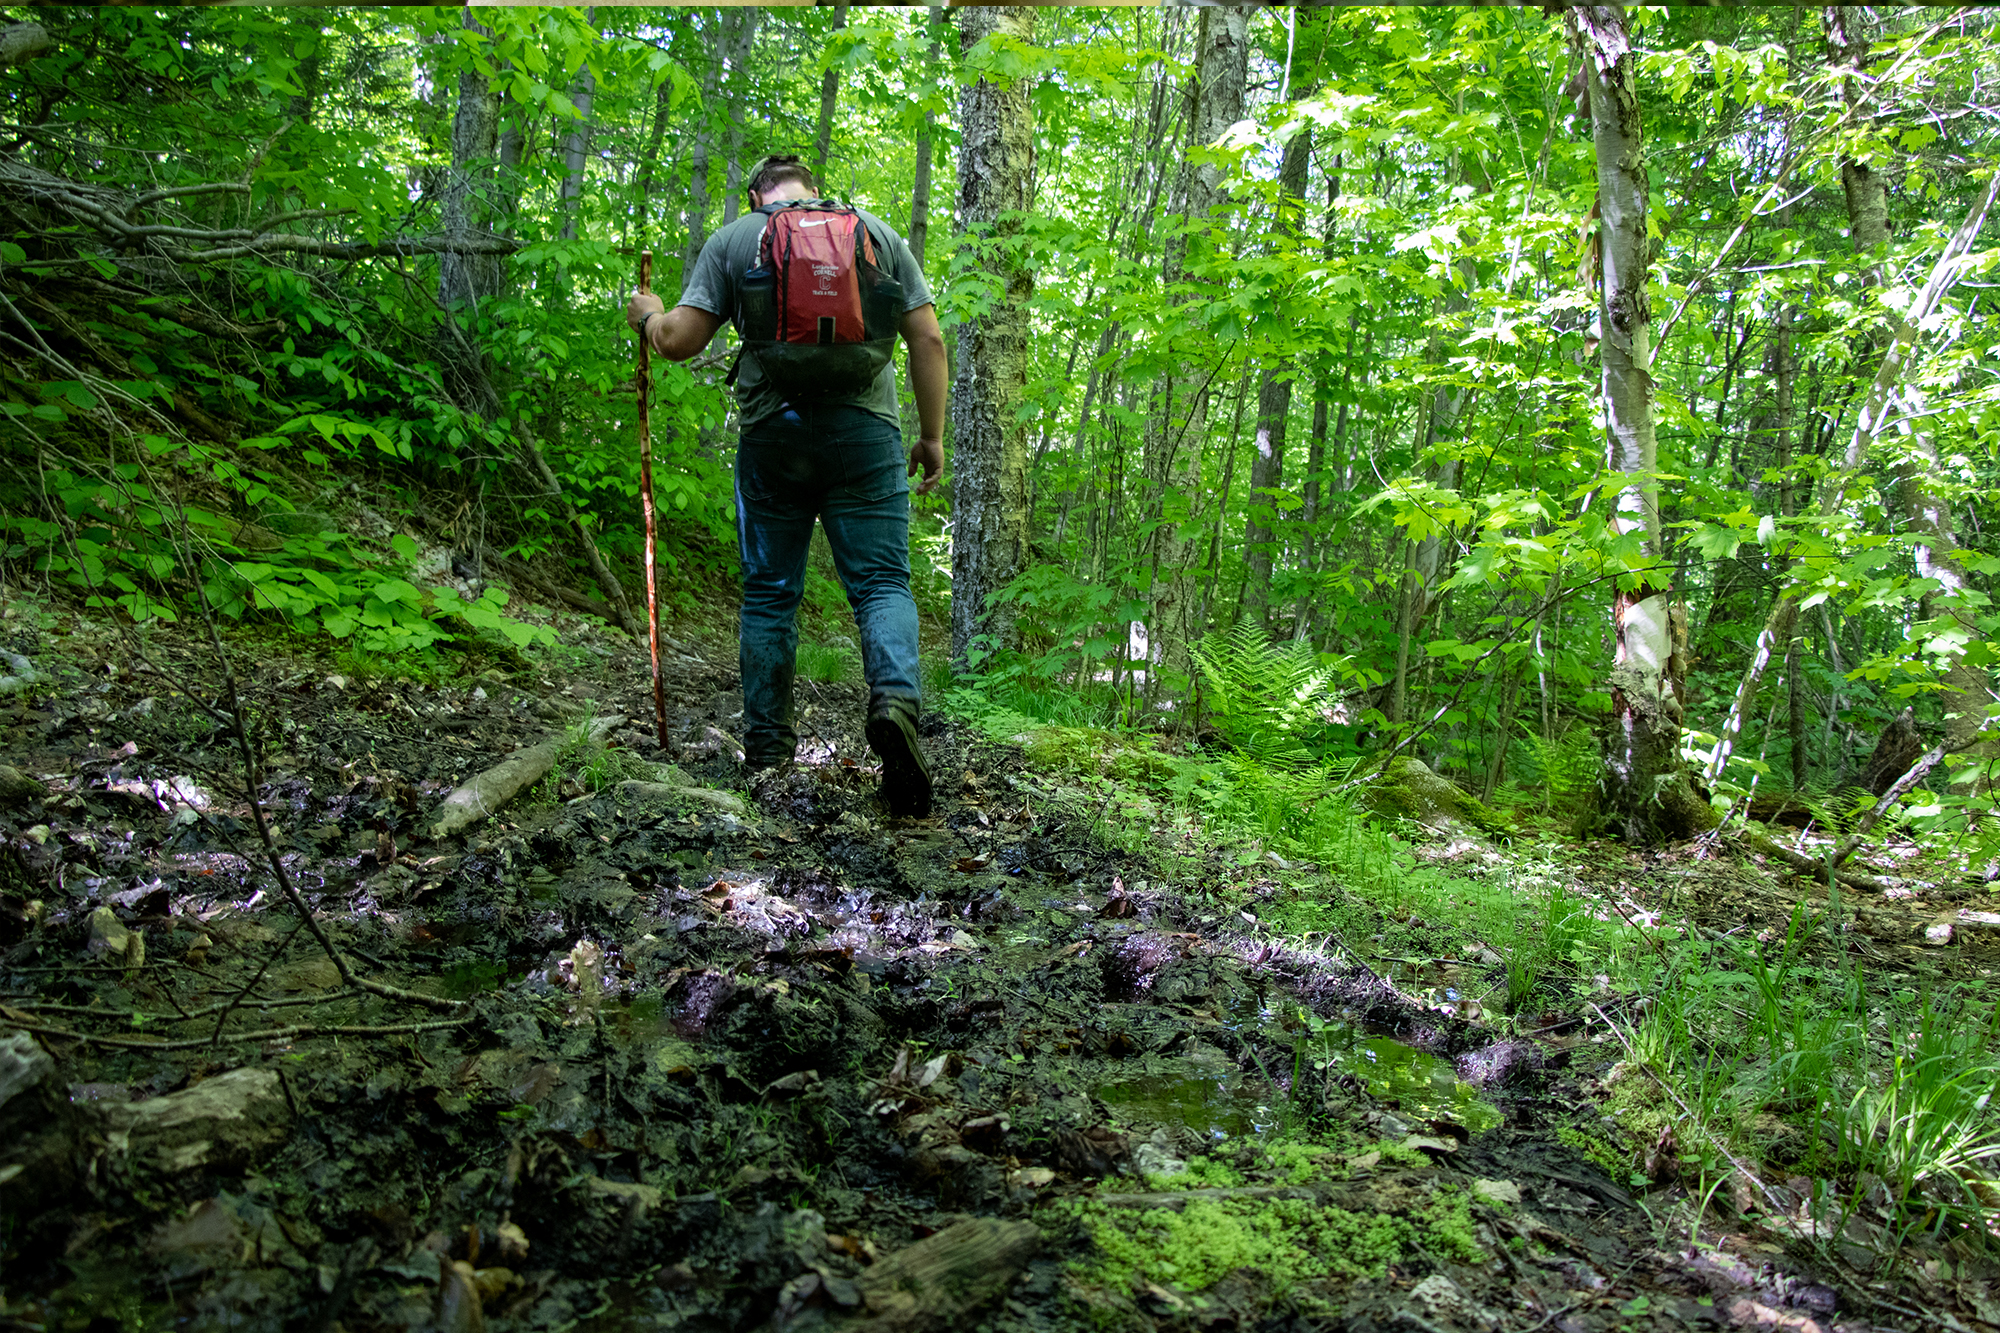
[{"left": 1194, "top": 618, "right": 1344, "bottom": 768}]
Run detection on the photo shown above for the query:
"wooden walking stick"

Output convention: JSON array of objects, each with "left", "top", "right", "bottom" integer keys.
[{"left": 636, "top": 252, "right": 668, "bottom": 747}]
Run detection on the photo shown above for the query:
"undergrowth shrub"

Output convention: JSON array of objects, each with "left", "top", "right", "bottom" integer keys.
[{"left": 6, "top": 449, "right": 558, "bottom": 659}]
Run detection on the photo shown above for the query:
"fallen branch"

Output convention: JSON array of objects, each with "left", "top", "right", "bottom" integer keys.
[
  {"left": 2, "top": 1015, "right": 473, "bottom": 1051},
  {"left": 848, "top": 1218, "right": 1042, "bottom": 1333},
  {"left": 1737, "top": 828, "right": 1895, "bottom": 894},
  {"left": 483, "top": 547, "right": 623, "bottom": 625},
  {"left": 1828, "top": 737, "right": 1967, "bottom": 871},
  {"left": 5, "top": 991, "right": 349, "bottom": 1022},
  {"left": 424, "top": 713, "right": 625, "bottom": 839},
  {"left": 513, "top": 430, "right": 643, "bottom": 639},
  {"left": 43, "top": 455, "right": 470, "bottom": 1016},
  {"left": 1090, "top": 1185, "right": 1316, "bottom": 1210}
]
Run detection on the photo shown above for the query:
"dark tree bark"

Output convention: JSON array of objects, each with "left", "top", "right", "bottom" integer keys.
[
  {"left": 812, "top": 2, "right": 850, "bottom": 188},
  {"left": 438, "top": 9, "right": 503, "bottom": 315},
  {"left": 719, "top": 9, "right": 759, "bottom": 229},
  {"left": 558, "top": 55, "right": 595, "bottom": 245},
  {"left": 907, "top": 5, "right": 946, "bottom": 269},
  {"left": 948, "top": 4, "right": 1035, "bottom": 668},
  {"left": 1241, "top": 123, "right": 1312, "bottom": 629},
  {"left": 436, "top": 7, "right": 505, "bottom": 422},
  {"left": 1146, "top": 5, "right": 1249, "bottom": 698},
  {"left": 1823, "top": 7, "right": 1889, "bottom": 273},
  {"left": 683, "top": 19, "right": 723, "bottom": 279}
]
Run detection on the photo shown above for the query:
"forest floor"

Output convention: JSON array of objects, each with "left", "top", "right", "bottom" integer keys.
[{"left": 0, "top": 584, "right": 1996, "bottom": 1333}]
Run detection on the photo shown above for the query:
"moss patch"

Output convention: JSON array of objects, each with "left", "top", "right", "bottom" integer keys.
[
  {"left": 1018, "top": 725, "right": 1172, "bottom": 781},
  {"left": 1068, "top": 1149, "right": 1493, "bottom": 1317},
  {"left": 1360, "top": 757, "right": 1505, "bottom": 834},
  {"left": 1074, "top": 1194, "right": 1415, "bottom": 1298}
]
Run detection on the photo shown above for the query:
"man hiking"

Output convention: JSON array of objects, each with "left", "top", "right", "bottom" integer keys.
[{"left": 625, "top": 154, "right": 945, "bottom": 817}]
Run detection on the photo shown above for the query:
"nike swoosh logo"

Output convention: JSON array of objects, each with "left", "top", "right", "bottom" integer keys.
[{"left": 798, "top": 219, "right": 829, "bottom": 228}]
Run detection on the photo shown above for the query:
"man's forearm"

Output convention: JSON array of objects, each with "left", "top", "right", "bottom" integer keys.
[
  {"left": 645, "top": 305, "right": 723, "bottom": 362},
  {"left": 907, "top": 334, "right": 947, "bottom": 441}
]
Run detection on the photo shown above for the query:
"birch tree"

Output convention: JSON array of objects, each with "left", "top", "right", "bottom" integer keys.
[{"left": 1572, "top": 4, "right": 1709, "bottom": 842}]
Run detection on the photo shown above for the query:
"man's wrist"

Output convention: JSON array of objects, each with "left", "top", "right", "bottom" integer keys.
[{"left": 639, "top": 310, "right": 659, "bottom": 340}]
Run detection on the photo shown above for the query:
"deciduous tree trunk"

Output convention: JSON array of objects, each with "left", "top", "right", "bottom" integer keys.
[
  {"left": 719, "top": 9, "right": 759, "bottom": 229},
  {"left": 1573, "top": 4, "right": 1708, "bottom": 843},
  {"left": 439, "top": 10, "right": 502, "bottom": 315},
  {"left": 813, "top": 2, "right": 850, "bottom": 188},
  {"left": 907, "top": 6, "right": 945, "bottom": 269},
  {"left": 1147, "top": 5, "right": 1248, "bottom": 707},
  {"left": 557, "top": 29, "right": 594, "bottom": 245},
  {"left": 684, "top": 22, "right": 722, "bottom": 278},
  {"left": 1241, "top": 123, "right": 1311, "bottom": 630},
  {"left": 1823, "top": 7, "right": 1889, "bottom": 277},
  {"left": 948, "top": 4, "right": 1035, "bottom": 668},
  {"left": 437, "top": 8, "right": 505, "bottom": 422}
]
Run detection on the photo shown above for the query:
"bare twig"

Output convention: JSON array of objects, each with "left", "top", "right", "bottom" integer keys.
[
  {"left": 1827, "top": 735, "right": 1979, "bottom": 871},
  {"left": 25, "top": 442, "right": 463, "bottom": 1014}
]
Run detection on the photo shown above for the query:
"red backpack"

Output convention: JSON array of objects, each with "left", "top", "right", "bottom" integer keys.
[{"left": 731, "top": 200, "right": 905, "bottom": 400}]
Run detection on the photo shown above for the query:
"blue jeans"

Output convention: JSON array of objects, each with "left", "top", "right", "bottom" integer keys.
[{"left": 734, "top": 405, "right": 922, "bottom": 763}]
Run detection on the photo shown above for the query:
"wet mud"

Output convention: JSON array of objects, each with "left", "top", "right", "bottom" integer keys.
[{"left": 0, "top": 609, "right": 1955, "bottom": 1332}]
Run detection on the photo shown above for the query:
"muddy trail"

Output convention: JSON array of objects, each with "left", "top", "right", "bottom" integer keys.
[{"left": 0, "top": 604, "right": 1957, "bottom": 1333}]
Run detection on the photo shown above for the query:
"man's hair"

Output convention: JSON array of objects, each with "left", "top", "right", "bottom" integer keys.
[{"left": 746, "top": 154, "right": 818, "bottom": 201}]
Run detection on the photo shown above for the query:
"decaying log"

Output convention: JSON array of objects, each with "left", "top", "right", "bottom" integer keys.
[
  {"left": 1738, "top": 827, "right": 1893, "bottom": 894},
  {"left": 424, "top": 714, "right": 623, "bottom": 839},
  {"left": 846, "top": 1218, "right": 1041, "bottom": 1333}
]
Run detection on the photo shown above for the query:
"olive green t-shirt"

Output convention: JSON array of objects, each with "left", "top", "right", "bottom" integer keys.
[{"left": 678, "top": 203, "right": 934, "bottom": 429}]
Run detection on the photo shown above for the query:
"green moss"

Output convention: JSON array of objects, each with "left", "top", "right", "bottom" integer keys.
[
  {"left": 1415, "top": 1187, "right": 1488, "bottom": 1264},
  {"left": 1075, "top": 1196, "right": 1416, "bottom": 1298},
  {"left": 1019, "top": 725, "right": 1171, "bottom": 781},
  {"left": 1369, "top": 1138, "right": 1434, "bottom": 1170},
  {"left": 1555, "top": 1124, "right": 1630, "bottom": 1180},
  {"left": 1265, "top": 1140, "right": 1338, "bottom": 1185},
  {"left": 1146, "top": 1155, "right": 1246, "bottom": 1190}
]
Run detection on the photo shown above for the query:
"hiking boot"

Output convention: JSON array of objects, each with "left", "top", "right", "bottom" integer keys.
[{"left": 866, "top": 700, "right": 932, "bottom": 818}]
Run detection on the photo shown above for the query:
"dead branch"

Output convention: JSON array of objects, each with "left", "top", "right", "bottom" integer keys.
[
  {"left": 513, "top": 430, "right": 643, "bottom": 638},
  {"left": 0, "top": 160, "right": 520, "bottom": 266},
  {"left": 2, "top": 1015, "right": 474, "bottom": 1051},
  {"left": 1737, "top": 828, "right": 1896, "bottom": 894},
  {"left": 1829, "top": 736, "right": 1973, "bottom": 871}
]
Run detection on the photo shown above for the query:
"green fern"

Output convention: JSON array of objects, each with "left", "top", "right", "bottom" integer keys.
[
  {"left": 1192, "top": 620, "right": 1343, "bottom": 768},
  {"left": 1515, "top": 723, "right": 1598, "bottom": 813}
]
